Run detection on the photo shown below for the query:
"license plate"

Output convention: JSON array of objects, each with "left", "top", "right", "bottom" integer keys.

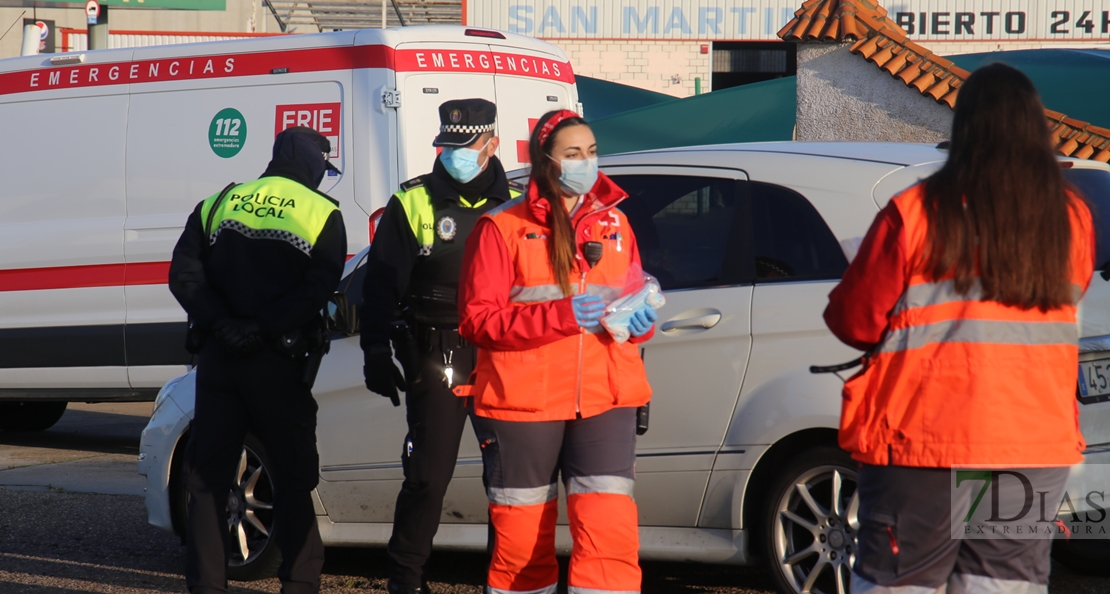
[{"left": 1078, "top": 358, "right": 1111, "bottom": 399}]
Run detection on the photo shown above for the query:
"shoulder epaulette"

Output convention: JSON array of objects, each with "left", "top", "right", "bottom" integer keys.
[
  {"left": 400, "top": 176, "right": 426, "bottom": 192},
  {"left": 508, "top": 179, "right": 526, "bottom": 193}
]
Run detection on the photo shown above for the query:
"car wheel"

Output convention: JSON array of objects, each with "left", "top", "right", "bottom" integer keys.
[
  {"left": 0, "top": 401, "right": 67, "bottom": 432},
  {"left": 1052, "top": 537, "right": 1109, "bottom": 576},
  {"left": 764, "top": 445, "right": 859, "bottom": 594},
  {"left": 173, "top": 432, "right": 282, "bottom": 581},
  {"left": 225, "top": 434, "right": 282, "bottom": 581}
]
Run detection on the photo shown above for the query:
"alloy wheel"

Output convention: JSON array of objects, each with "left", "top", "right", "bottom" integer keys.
[
  {"left": 227, "top": 444, "right": 275, "bottom": 566},
  {"left": 772, "top": 464, "right": 859, "bottom": 594}
]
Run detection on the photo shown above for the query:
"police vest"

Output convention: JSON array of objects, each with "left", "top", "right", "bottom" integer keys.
[
  {"left": 200, "top": 176, "right": 338, "bottom": 257},
  {"left": 396, "top": 177, "right": 521, "bottom": 326},
  {"left": 839, "top": 183, "right": 1094, "bottom": 467}
]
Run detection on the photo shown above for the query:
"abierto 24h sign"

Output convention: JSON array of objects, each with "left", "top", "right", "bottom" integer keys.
[{"left": 466, "top": 0, "right": 1109, "bottom": 41}]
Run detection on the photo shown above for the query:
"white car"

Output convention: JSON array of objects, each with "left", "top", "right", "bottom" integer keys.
[{"left": 138, "top": 142, "right": 1110, "bottom": 594}]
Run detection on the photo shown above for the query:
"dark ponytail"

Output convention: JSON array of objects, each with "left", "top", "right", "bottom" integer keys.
[{"left": 529, "top": 110, "right": 589, "bottom": 297}]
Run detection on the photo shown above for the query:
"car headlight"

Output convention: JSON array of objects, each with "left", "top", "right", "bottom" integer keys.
[{"left": 152, "top": 374, "right": 187, "bottom": 416}]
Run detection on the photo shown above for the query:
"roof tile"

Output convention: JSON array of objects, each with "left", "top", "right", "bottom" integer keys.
[{"left": 780, "top": 0, "right": 1110, "bottom": 163}]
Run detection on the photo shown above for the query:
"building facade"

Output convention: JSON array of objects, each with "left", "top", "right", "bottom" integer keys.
[{"left": 466, "top": 0, "right": 1111, "bottom": 96}]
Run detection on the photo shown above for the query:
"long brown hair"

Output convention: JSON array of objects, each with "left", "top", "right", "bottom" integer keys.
[
  {"left": 922, "top": 63, "right": 1074, "bottom": 311},
  {"left": 529, "top": 110, "right": 590, "bottom": 297}
]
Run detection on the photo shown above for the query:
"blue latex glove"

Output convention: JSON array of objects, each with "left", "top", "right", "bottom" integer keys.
[
  {"left": 629, "top": 305, "right": 658, "bottom": 337},
  {"left": 571, "top": 294, "right": 606, "bottom": 328}
]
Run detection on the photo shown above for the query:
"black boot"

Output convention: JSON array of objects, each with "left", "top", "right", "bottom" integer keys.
[{"left": 387, "top": 579, "right": 430, "bottom": 594}]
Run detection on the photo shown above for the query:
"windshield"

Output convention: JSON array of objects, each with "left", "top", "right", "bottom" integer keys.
[{"left": 1064, "top": 167, "right": 1110, "bottom": 273}]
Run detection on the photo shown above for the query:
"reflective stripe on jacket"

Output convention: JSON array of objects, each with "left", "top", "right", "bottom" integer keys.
[
  {"left": 828, "top": 183, "right": 1095, "bottom": 467},
  {"left": 458, "top": 173, "right": 653, "bottom": 422}
]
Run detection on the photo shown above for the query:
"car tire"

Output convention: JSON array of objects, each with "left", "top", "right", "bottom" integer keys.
[
  {"left": 763, "top": 445, "right": 859, "bottom": 594},
  {"left": 173, "top": 431, "right": 282, "bottom": 582},
  {"left": 1052, "top": 537, "right": 1109, "bottom": 576},
  {"left": 0, "top": 401, "right": 67, "bottom": 432}
]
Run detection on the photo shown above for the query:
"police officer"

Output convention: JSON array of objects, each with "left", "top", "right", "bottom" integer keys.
[
  {"left": 360, "top": 98, "right": 520, "bottom": 594},
  {"left": 169, "top": 126, "right": 347, "bottom": 594}
]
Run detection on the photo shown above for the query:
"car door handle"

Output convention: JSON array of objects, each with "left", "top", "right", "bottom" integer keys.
[{"left": 660, "top": 313, "right": 722, "bottom": 333}]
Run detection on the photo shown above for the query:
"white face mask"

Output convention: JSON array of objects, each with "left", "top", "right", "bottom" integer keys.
[{"left": 550, "top": 156, "right": 598, "bottom": 196}]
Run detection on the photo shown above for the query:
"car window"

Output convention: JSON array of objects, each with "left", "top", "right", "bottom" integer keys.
[
  {"left": 1064, "top": 168, "right": 1110, "bottom": 273},
  {"left": 750, "top": 182, "right": 847, "bottom": 282},
  {"left": 610, "top": 175, "right": 745, "bottom": 290}
]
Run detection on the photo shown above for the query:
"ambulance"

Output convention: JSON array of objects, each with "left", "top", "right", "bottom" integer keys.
[{"left": 0, "top": 26, "right": 580, "bottom": 431}]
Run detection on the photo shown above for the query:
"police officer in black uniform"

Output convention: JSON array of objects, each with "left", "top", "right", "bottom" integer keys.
[
  {"left": 360, "top": 99, "right": 520, "bottom": 594},
  {"left": 169, "top": 127, "right": 347, "bottom": 594}
]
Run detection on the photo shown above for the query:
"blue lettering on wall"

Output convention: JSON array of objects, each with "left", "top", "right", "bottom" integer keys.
[
  {"left": 699, "top": 7, "right": 724, "bottom": 34},
  {"left": 539, "top": 5, "right": 566, "bottom": 33},
  {"left": 623, "top": 6, "right": 660, "bottom": 34},
  {"left": 730, "top": 6, "right": 757, "bottom": 33},
  {"left": 664, "top": 7, "right": 692, "bottom": 33},
  {"left": 508, "top": 5, "right": 534, "bottom": 34},
  {"left": 571, "top": 5, "right": 598, "bottom": 34}
]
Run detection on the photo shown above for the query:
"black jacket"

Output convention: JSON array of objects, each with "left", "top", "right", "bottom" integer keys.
[{"left": 169, "top": 136, "right": 347, "bottom": 340}]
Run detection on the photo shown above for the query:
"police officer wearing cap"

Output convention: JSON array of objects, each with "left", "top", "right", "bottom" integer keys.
[
  {"left": 360, "top": 99, "right": 521, "bottom": 594},
  {"left": 169, "top": 126, "right": 347, "bottom": 594}
]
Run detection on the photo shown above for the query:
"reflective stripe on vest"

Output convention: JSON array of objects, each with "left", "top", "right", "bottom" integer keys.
[
  {"left": 397, "top": 184, "right": 521, "bottom": 255},
  {"left": 200, "top": 177, "right": 337, "bottom": 257},
  {"left": 837, "top": 183, "right": 1093, "bottom": 467},
  {"left": 486, "top": 483, "right": 559, "bottom": 506},
  {"left": 510, "top": 284, "right": 623, "bottom": 304}
]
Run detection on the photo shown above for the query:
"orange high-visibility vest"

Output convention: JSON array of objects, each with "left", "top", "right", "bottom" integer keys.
[
  {"left": 839, "top": 184, "right": 1095, "bottom": 467},
  {"left": 472, "top": 199, "right": 652, "bottom": 422}
]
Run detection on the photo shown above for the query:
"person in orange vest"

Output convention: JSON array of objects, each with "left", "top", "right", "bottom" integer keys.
[
  {"left": 455, "top": 109, "right": 657, "bottom": 594},
  {"left": 824, "top": 64, "right": 1096, "bottom": 593}
]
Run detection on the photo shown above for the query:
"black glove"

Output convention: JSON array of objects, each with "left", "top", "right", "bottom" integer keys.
[
  {"left": 364, "top": 348, "right": 404, "bottom": 406},
  {"left": 212, "top": 319, "right": 264, "bottom": 358}
]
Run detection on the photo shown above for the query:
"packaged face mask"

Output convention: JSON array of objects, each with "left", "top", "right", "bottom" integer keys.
[{"left": 601, "top": 276, "right": 666, "bottom": 343}]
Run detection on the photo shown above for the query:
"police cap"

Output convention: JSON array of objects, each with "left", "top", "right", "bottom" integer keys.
[{"left": 432, "top": 98, "right": 497, "bottom": 148}]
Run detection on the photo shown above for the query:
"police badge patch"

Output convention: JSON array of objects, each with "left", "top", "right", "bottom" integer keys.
[{"left": 436, "top": 216, "right": 457, "bottom": 242}]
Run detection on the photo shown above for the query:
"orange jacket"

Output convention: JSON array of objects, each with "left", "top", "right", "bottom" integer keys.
[
  {"left": 826, "top": 183, "right": 1095, "bottom": 467},
  {"left": 457, "top": 173, "right": 653, "bottom": 422}
]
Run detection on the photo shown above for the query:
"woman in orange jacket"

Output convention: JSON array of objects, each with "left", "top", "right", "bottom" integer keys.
[
  {"left": 457, "top": 110, "right": 656, "bottom": 594},
  {"left": 824, "top": 64, "right": 1095, "bottom": 593}
]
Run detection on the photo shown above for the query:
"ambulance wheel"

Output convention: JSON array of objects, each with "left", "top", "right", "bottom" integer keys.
[
  {"left": 0, "top": 401, "right": 67, "bottom": 432},
  {"left": 764, "top": 445, "right": 859, "bottom": 594},
  {"left": 1052, "top": 538, "right": 1109, "bottom": 576},
  {"left": 174, "top": 432, "right": 281, "bottom": 581}
]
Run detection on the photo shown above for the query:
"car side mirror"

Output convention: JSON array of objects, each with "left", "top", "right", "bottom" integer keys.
[{"left": 326, "top": 292, "right": 360, "bottom": 336}]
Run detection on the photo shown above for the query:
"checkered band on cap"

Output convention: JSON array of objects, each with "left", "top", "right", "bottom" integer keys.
[{"left": 439, "top": 123, "right": 496, "bottom": 134}]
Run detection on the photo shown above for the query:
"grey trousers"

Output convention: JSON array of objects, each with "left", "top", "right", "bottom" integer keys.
[{"left": 853, "top": 464, "right": 1069, "bottom": 594}]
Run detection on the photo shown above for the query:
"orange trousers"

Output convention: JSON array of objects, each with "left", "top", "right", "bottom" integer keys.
[{"left": 472, "top": 407, "right": 642, "bottom": 594}]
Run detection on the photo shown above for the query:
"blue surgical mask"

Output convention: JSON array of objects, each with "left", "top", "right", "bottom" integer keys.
[
  {"left": 439, "top": 140, "right": 491, "bottom": 183},
  {"left": 553, "top": 156, "right": 599, "bottom": 196}
]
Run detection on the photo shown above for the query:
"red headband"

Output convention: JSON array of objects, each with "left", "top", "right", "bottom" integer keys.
[{"left": 537, "top": 109, "right": 581, "bottom": 146}]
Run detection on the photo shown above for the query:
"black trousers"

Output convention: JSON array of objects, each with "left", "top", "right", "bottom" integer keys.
[
  {"left": 185, "top": 343, "right": 325, "bottom": 594},
  {"left": 388, "top": 328, "right": 476, "bottom": 588}
]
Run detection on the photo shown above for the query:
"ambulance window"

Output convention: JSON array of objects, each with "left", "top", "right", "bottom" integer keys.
[
  {"left": 750, "top": 182, "right": 847, "bottom": 282},
  {"left": 611, "top": 175, "right": 745, "bottom": 290},
  {"left": 1063, "top": 168, "right": 1110, "bottom": 274}
]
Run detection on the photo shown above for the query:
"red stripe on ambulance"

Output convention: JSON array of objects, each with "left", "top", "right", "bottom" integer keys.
[{"left": 0, "top": 44, "right": 574, "bottom": 96}]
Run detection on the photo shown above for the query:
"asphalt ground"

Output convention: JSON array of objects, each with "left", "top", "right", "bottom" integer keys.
[{"left": 0, "top": 402, "right": 1107, "bottom": 593}]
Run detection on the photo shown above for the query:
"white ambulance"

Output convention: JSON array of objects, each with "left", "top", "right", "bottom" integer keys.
[{"left": 0, "top": 26, "right": 580, "bottom": 431}]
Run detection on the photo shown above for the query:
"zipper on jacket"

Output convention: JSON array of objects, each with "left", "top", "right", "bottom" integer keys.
[{"left": 575, "top": 265, "right": 587, "bottom": 418}]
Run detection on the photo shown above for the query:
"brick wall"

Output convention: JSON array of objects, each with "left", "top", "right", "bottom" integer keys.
[{"left": 546, "top": 39, "right": 711, "bottom": 98}]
